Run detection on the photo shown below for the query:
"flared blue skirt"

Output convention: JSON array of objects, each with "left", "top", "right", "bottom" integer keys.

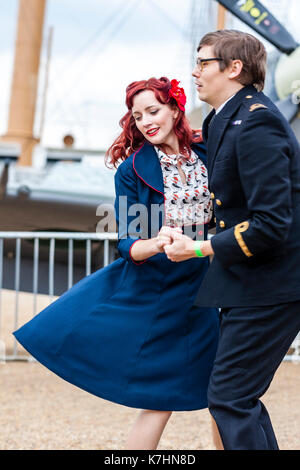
[{"left": 14, "top": 253, "right": 219, "bottom": 411}]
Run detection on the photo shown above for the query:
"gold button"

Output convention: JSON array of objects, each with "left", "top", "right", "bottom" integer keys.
[
  {"left": 246, "top": 95, "right": 253, "bottom": 99},
  {"left": 211, "top": 192, "right": 215, "bottom": 199},
  {"left": 214, "top": 217, "right": 216, "bottom": 223},
  {"left": 219, "top": 220, "right": 226, "bottom": 228},
  {"left": 216, "top": 199, "right": 222, "bottom": 206}
]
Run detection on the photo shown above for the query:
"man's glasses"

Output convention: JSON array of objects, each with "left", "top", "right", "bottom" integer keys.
[{"left": 195, "top": 58, "right": 223, "bottom": 72}]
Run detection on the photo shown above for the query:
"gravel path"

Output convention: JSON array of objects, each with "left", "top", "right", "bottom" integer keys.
[
  {"left": 0, "top": 289, "right": 299, "bottom": 449},
  {"left": 0, "top": 360, "right": 299, "bottom": 450}
]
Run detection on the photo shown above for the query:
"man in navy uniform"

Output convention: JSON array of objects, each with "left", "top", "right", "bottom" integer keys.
[{"left": 164, "top": 30, "right": 300, "bottom": 450}]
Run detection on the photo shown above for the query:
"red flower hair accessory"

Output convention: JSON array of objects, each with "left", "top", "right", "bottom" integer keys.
[{"left": 169, "top": 79, "right": 187, "bottom": 112}]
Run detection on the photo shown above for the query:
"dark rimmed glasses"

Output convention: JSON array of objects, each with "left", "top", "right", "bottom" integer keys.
[{"left": 195, "top": 57, "right": 223, "bottom": 72}]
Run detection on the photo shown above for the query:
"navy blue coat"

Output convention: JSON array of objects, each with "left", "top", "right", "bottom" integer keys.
[
  {"left": 14, "top": 142, "right": 219, "bottom": 411},
  {"left": 196, "top": 85, "right": 300, "bottom": 308},
  {"left": 115, "top": 140, "right": 209, "bottom": 261}
]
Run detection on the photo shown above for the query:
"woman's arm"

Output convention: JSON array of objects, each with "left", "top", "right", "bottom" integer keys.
[
  {"left": 114, "top": 164, "right": 179, "bottom": 264},
  {"left": 114, "top": 163, "right": 145, "bottom": 264},
  {"left": 130, "top": 238, "right": 161, "bottom": 262}
]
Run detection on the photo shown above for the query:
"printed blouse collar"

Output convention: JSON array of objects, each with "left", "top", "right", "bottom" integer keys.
[{"left": 154, "top": 146, "right": 197, "bottom": 165}]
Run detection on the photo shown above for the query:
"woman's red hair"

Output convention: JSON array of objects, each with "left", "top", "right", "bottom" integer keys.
[{"left": 105, "top": 77, "right": 202, "bottom": 168}]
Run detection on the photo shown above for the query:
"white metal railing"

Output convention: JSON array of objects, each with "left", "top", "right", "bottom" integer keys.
[
  {"left": 0, "top": 231, "right": 117, "bottom": 361},
  {"left": 0, "top": 231, "right": 299, "bottom": 363}
]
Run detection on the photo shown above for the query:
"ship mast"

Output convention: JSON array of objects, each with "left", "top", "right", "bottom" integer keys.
[
  {"left": 217, "top": 4, "right": 227, "bottom": 30},
  {"left": 1, "top": 0, "right": 47, "bottom": 166}
]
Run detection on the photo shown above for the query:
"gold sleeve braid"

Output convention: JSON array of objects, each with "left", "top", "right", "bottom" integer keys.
[{"left": 234, "top": 222, "right": 253, "bottom": 257}]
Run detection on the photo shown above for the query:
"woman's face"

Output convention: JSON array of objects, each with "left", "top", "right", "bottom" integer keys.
[{"left": 132, "top": 90, "right": 179, "bottom": 150}]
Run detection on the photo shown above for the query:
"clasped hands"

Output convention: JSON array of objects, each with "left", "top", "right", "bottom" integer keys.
[
  {"left": 155, "top": 226, "right": 206, "bottom": 262},
  {"left": 130, "top": 226, "right": 213, "bottom": 262}
]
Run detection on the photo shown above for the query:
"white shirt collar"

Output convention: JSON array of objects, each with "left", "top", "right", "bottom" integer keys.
[{"left": 215, "top": 93, "right": 236, "bottom": 115}]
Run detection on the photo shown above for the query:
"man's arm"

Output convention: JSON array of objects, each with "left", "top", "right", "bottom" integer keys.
[{"left": 211, "top": 108, "right": 293, "bottom": 267}]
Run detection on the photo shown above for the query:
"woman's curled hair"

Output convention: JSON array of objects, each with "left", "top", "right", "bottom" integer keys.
[{"left": 105, "top": 77, "right": 202, "bottom": 168}]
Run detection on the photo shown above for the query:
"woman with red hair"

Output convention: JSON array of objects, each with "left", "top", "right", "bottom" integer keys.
[{"left": 14, "top": 77, "right": 220, "bottom": 449}]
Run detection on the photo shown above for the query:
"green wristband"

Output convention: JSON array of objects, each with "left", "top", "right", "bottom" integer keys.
[{"left": 194, "top": 241, "right": 205, "bottom": 257}]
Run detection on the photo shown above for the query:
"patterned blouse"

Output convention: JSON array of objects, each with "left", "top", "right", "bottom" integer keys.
[{"left": 155, "top": 146, "right": 212, "bottom": 228}]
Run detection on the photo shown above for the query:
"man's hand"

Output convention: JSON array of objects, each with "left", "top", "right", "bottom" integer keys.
[
  {"left": 164, "top": 234, "right": 196, "bottom": 262},
  {"left": 164, "top": 236, "right": 214, "bottom": 262}
]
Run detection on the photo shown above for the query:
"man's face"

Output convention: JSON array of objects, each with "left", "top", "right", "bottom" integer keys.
[{"left": 192, "top": 45, "right": 229, "bottom": 107}]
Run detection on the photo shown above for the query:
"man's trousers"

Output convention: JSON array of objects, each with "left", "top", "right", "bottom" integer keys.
[{"left": 208, "top": 300, "right": 300, "bottom": 450}]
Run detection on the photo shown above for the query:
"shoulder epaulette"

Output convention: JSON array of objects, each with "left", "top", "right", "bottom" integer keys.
[{"left": 249, "top": 103, "right": 268, "bottom": 112}]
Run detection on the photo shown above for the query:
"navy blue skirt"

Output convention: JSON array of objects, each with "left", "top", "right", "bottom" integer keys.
[{"left": 14, "top": 253, "right": 219, "bottom": 411}]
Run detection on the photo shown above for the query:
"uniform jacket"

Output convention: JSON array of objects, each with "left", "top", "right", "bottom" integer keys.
[{"left": 196, "top": 85, "right": 300, "bottom": 308}]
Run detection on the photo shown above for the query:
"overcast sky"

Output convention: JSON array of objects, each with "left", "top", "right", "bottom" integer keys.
[{"left": 0, "top": 0, "right": 299, "bottom": 151}]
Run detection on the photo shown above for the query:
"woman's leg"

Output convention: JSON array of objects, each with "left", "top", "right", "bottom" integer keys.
[
  {"left": 125, "top": 410, "right": 172, "bottom": 450},
  {"left": 211, "top": 416, "right": 224, "bottom": 450}
]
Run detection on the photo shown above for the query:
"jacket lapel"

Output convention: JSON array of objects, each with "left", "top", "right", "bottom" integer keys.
[
  {"left": 207, "top": 115, "right": 231, "bottom": 177},
  {"left": 132, "top": 142, "right": 164, "bottom": 195},
  {"left": 206, "top": 85, "right": 257, "bottom": 177},
  {"left": 132, "top": 141, "right": 209, "bottom": 195}
]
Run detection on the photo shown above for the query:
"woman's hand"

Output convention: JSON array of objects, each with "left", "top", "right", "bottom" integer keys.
[{"left": 155, "top": 226, "right": 183, "bottom": 253}]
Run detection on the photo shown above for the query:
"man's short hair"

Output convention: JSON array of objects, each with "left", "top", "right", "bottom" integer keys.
[{"left": 198, "top": 30, "right": 266, "bottom": 91}]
